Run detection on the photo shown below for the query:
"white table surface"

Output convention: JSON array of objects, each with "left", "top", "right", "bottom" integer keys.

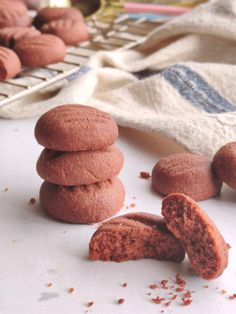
[{"left": 1, "top": 118, "right": 236, "bottom": 314}]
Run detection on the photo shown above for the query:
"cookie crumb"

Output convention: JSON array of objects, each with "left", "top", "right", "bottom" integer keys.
[
  {"left": 3, "top": 187, "right": 8, "bottom": 192},
  {"left": 176, "top": 287, "right": 184, "bottom": 292},
  {"left": 183, "top": 291, "right": 192, "bottom": 299},
  {"left": 160, "top": 280, "right": 168, "bottom": 289},
  {"left": 28, "top": 198, "right": 36, "bottom": 205},
  {"left": 68, "top": 288, "right": 75, "bottom": 294},
  {"left": 149, "top": 284, "right": 158, "bottom": 290},
  {"left": 118, "top": 298, "right": 125, "bottom": 304},
  {"left": 182, "top": 298, "right": 192, "bottom": 306},
  {"left": 175, "top": 273, "right": 186, "bottom": 287},
  {"left": 203, "top": 285, "right": 209, "bottom": 288},
  {"left": 171, "top": 295, "right": 177, "bottom": 300},
  {"left": 130, "top": 203, "right": 136, "bottom": 208},
  {"left": 122, "top": 283, "right": 127, "bottom": 287},
  {"left": 47, "top": 283, "right": 53, "bottom": 287},
  {"left": 164, "top": 301, "right": 171, "bottom": 307},
  {"left": 139, "top": 171, "right": 151, "bottom": 179},
  {"left": 87, "top": 301, "right": 94, "bottom": 307},
  {"left": 226, "top": 243, "right": 231, "bottom": 249},
  {"left": 229, "top": 294, "right": 236, "bottom": 300},
  {"left": 152, "top": 297, "right": 165, "bottom": 304},
  {"left": 220, "top": 289, "right": 227, "bottom": 294}
]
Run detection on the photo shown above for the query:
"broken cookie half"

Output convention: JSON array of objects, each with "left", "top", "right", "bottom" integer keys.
[
  {"left": 89, "top": 212, "right": 185, "bottom": 263},
  {"left": 162, "top": 193, "right": 228, "bottom": 279}
]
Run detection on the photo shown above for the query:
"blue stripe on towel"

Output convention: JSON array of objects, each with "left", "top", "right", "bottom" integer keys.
[
  {"left": 67, "top": 66, "right": 91, "bottom": 81},
  {"left": 160, "top": 64, "right": 236, "bottom": 113}
]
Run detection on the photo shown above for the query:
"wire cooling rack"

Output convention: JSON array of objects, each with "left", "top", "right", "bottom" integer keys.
[{"left": 0, "top": 14, "right": 163, "bottom": 109}]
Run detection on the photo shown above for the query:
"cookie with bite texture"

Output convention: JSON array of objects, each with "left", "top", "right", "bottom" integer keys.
[
  {"left": 89, "top": 212, "right": 185, "bottom": 262},
  {"left": 162, "top": 193, "right": 228, "bottom": 279}
]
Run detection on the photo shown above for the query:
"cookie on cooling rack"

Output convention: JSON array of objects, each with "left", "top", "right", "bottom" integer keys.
[
  {"left": 41, "top": 19, "right": 89, "bottom": 45},
  {"left": 34, "top": 6, "right": 84, "bottom": 29},
  {"left": 14, "top": 34, "right": 66, "bottom": 67},
  {"left": 0, "top": 0, "right": 32, "bottom": 28},
  {"left": 0, "top": 27, "right": 40, "bottom": 49},
  {"left": 0, "top": 47, "right": 21, "bottom": 80}
]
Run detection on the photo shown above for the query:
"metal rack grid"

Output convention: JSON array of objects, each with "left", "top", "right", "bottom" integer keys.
[{"left": 0, "top": 15, "right": 163, "bottom": 109}]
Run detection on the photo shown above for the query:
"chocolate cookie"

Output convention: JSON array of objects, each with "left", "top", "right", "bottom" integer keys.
[
  {"left": 34, "top": 7, "right": 83, "bottom": 29},
  {"left": 40, "top": 178, "right": 125, "bottom": 224},
  {"left": 0, "top": 47, "right": 21, "bottom": 80},
  {"left": 14, "top": 34, "right": 66, "bottom": 67},
  {"left": 162, "top": 193, "right": 228, "bottom": 279},
  {"left": 13, "top": 0, "right": 40, "bottom": 9},
  {"left": 35, "top": 105, "right": 119, "bottom": 152},
  {"left": 0, "top": 27, "right": 40, "bottom": 48},
  {"left": 0, "top": 1, "right": 31, "bottom": 28},
  {"left": 152, "top": 153, "right": 222, "bottom": 201},
  {"left": 37, "top": 145, "right": 124, "bottom": 186},
  {"left": 0, "top": 0, "right": 27, "bottom": 13},
  {"left": 41, "top": 19, "right": 89, "bottom": 45},
  {"left": 213, "top": 142, "right": 236, "bottom": 190},
  {"left": 89, "top": 212, "right": 185, "bottom": 263}
]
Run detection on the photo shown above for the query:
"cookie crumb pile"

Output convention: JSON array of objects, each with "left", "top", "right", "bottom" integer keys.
[{"left": 35, "top": 104, "right": 125, "bottom": 224}]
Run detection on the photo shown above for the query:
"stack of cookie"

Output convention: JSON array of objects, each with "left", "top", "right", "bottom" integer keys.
[{"left": 35, "top": 104, "right": 125, "bottom": 224}]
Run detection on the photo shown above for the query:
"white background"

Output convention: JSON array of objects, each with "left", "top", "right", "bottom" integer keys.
[{"left": 1, "top": 118, "right": 236, "bottom": 314}]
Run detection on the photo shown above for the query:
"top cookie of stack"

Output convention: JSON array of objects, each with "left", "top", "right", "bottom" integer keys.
[{"left": 35, "top": 105, "right": 125, "bottom": 224}]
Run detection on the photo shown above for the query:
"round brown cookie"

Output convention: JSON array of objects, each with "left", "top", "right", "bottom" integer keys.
[
  {"left": 89, "top": 212, "right": 185, "bottom": 263},
  {"left": 0, "top": 47, "right": 21, "bottom": 80},
  {"left": 13, "top": 0, "right": 40, "bottom": 9},
  {"left": 162, "top": 193, "right": 228, "bottom": 279},
  {"left": 0, "top": 1, "right": 31, "bottom": 28},
  {"left": 0, "top": 27, "right": 40, "bottom": 49},
  {"left": 213, "top": 142, "right": 236, "bottom": 190},
  {"left": 0, "top": 0, "right": 27, "bottom": 13},
  {"left": 34, "top": 6, "right": 83, "bottom": 29},
  {"left": 36, "top": 145, "right": 124, "bottom": 186},
  {"left": 152, "top": 153, "right": 222, "bottom": 201},
  {"left": 14, "top": 34, "right": 66, "bottom": 67},
  {"left": 39, "top": 177, "right": 125, "bottom": 224},
  {"left": 35, "top": 105, "right": 119, "bottom": 152},
  {"left": 41, "top": 19, "right": 89, "bottom": 45}
]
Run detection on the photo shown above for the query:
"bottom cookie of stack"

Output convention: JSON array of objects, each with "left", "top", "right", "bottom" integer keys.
[{"left": 40, "top": 177, "right": 125, "bottom": 224}]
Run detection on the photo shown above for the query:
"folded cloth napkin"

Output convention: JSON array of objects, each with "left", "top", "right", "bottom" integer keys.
[{"left": 1, "top": 0, "right": 236, "bottom": 157}]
